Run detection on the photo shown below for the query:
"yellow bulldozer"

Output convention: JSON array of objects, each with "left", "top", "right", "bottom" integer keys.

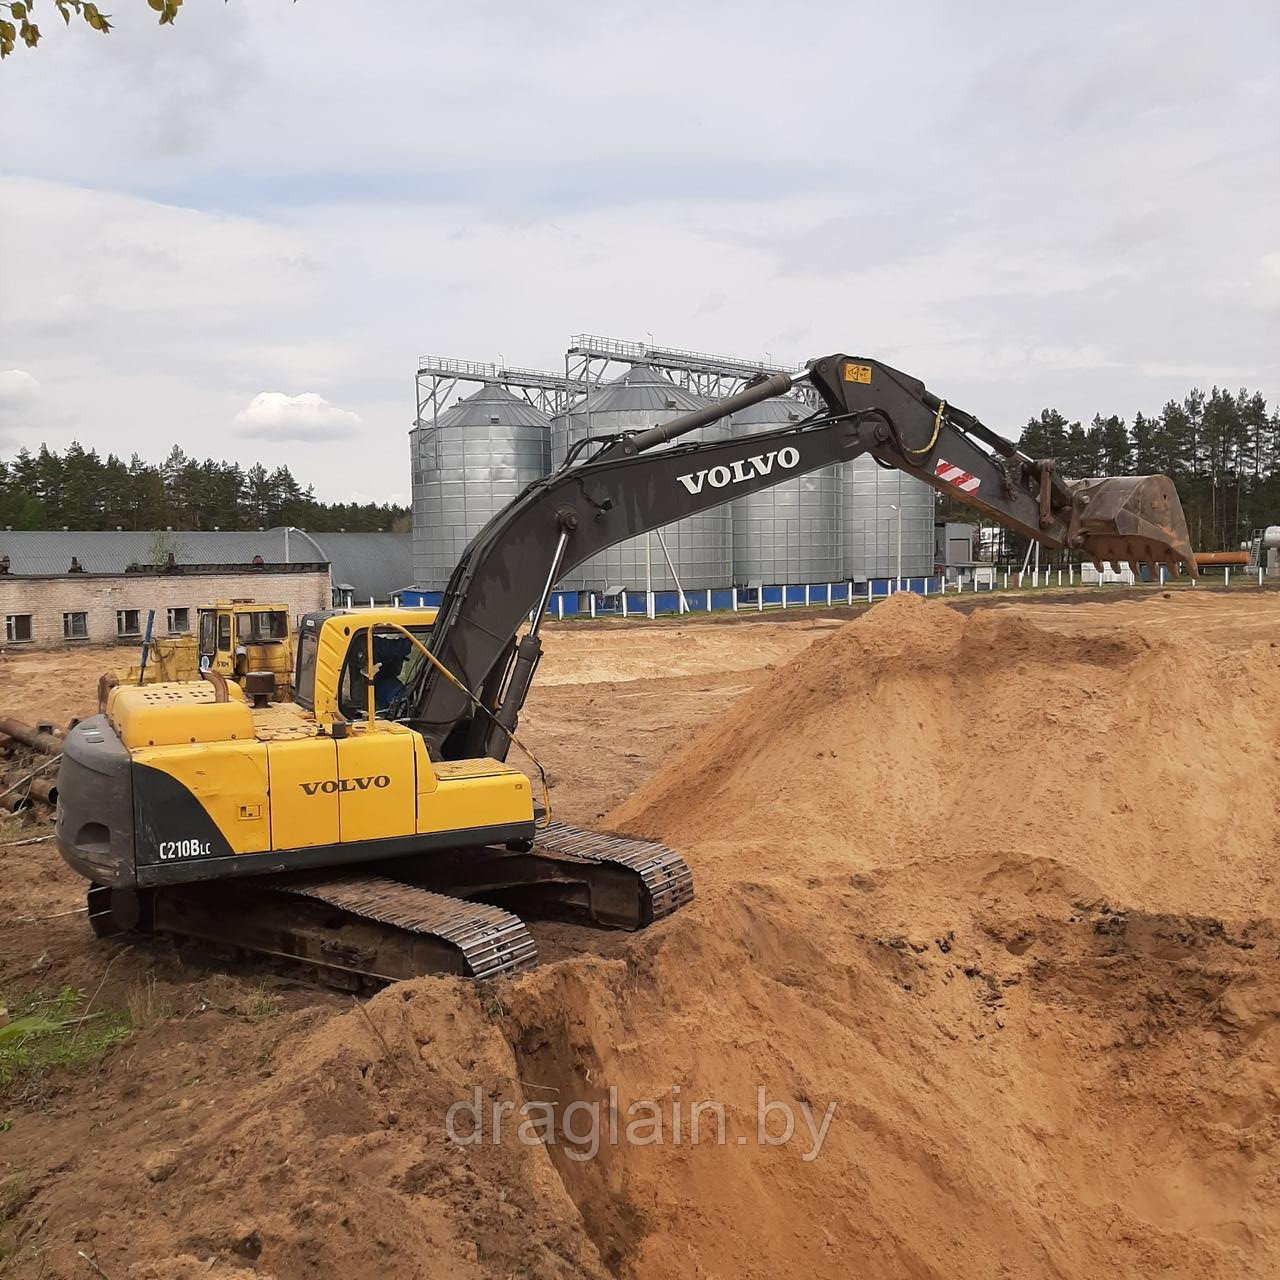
[{"left": 119, "top": 600, "right": 295, "bottom": 700}]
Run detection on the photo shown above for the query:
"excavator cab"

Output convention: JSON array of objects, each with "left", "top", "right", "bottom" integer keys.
[{"left": 293, "top": 607, "right": 440, "bottom": 722}]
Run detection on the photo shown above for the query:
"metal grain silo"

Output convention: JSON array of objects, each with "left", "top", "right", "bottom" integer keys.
[
  {"left": 411, "top": 383, "right": 551, "bottom": 590},
  {"left": 551, "top": 365, "right": 731, "bottom": 591},
  {"left": 841, "top": 457, "right": 936, "bottom": 581},
  {"left": 730, "top": 397, "right": 840, "bottom": 585}
]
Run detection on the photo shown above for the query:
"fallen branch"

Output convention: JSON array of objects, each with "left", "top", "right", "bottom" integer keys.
[{"left": 352, "top": 996, "right": 407, "bottom": 1078}]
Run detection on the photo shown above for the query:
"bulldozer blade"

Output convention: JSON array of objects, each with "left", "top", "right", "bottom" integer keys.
[{"left": 1069, "top": 474, "right": 1198, "bottom": 579}]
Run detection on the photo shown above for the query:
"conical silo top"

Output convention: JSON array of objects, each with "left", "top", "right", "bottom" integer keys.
[
  {"left": 731, "top": 395, "right": 810, "bottom": 434},
  {"left": 427, "top": 382, "right": 553, "bottom": 430},
  {"left": 560, "top": 364, "right": 707, "bottom": 418}
]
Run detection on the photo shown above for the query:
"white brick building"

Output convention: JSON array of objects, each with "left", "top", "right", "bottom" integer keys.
[{"left": 0, "top": 565, "right": 330, "bottom": 649}]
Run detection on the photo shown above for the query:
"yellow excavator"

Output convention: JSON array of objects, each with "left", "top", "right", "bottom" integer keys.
[{"left": 56, "top": 355, "right": 1197, "bottom": 984}]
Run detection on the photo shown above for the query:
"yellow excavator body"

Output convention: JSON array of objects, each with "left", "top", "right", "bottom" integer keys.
[{"left": 88, "top": 606, "right": 533, "bottom": 876}]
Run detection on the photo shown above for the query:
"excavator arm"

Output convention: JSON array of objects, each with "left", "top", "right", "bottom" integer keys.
[{"left": 400, "top": 354, "right": 1195, "bottom": 760}]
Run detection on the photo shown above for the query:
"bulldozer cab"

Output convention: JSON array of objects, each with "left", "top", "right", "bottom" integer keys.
[
  {"left": 197, "top": 601, "right": 292, "bottom": 683},
  {"left": 293, "top": 608, "right": 439, "bottom": 723}
]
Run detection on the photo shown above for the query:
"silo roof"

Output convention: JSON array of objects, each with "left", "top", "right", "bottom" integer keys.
[
  {"left": 731, "top": 396, "right": 811, "bottom": 429},
  {"left": 425, "top": 382, "right": 553, "bottom": 430},
  {"left": 560, "top": 364, "right": 707, "bottom": 418}
]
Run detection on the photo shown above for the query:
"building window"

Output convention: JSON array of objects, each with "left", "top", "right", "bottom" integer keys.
[
  {"left": 166, "top": 606, "right": 190, "bottom": 634},
  {"left": 4, "top": 614, "right": 32, "bottom": 643},
  {"left": 63, "top": 611, "right": 88, "bottom": 640},
  {"left": 116, "top": 609, "right": 142, "bottom": 638}
]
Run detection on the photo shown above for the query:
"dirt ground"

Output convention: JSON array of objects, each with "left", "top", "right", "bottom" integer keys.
[{"left": 1, "top": 590, "right": 1278, "bottom": 1278}]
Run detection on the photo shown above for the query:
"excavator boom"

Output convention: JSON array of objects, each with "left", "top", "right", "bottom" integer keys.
[{"left": 404, "top": 354, "right": 1195, "bottom": 759}]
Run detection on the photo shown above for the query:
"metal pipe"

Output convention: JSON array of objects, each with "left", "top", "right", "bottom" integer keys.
[
  {"left": 653, "top": 529, "right": 687, "bottom": 612},
  {"left": 527, "top": 528, "right": 570, "bottom": 643},
  {"left": 0, "top": 719, "right": 63, "bottom": 756},
  {"left": 29, "top": 776, "right": 57, "bottom": 805},
  {"left": 623, "top": 371, "right": 795, "bottom": 454}
]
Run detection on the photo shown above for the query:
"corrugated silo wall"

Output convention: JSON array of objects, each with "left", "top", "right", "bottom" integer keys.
[
  {"left": 411, "top": 387, "right": 552, "bottom": 591},
  {"left": 552, "top": 369, "right": 732, "bottom": 592},
  {"left": 730, "top": 398, "right": 841, "bottom": 585},
  {"left": 841, "top": 457, "right": 936, "bottom": 580}
]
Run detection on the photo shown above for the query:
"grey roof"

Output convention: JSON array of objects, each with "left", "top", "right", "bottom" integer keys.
[
  {"left": 559, "top": 364, "right": 707, "bottom": 418},
  {"left": 425, "top": 382, "right": 553, "bottom": 431},
  {"left": 0, "top": 528, "right": 412, "bottom": 601},
  {"left": 731, "top": 396, "right": 810, "bottom": 433},
  {"left": 295, "top": 531, "right": 413, "bottom": 602}
]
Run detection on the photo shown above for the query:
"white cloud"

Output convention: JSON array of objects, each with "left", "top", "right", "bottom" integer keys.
[
  {"left": 234, "top": 392, "right": 361, "bottom": 442},
  {"left": 0, "top": 370, "right": 40, "bottom": 413}
]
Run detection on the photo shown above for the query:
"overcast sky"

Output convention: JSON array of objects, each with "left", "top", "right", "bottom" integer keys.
[{"left": 1, "top": 0, "right": 1276, "bottom": 504}]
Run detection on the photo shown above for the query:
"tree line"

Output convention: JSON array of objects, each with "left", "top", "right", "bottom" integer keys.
[
  {"left": 942, "top": 384, "right": 1278, "bottom": 562},
  {"left": 0, "top": 444, "right": 409, "bottom": 534}
]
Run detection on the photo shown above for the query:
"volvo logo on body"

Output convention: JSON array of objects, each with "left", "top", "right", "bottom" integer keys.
[
  {"left": 299, "top": 774, "right": 392, "bottom": 796},
  {"left": 676, "top": 447, "right": 801, "bottom": 495}
]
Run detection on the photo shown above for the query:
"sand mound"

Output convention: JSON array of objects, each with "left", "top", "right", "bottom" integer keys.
[
  {"left": 32, "top": 596, "right": 1280, "bottom": 1278},
  {"left": 613, "top": 592, "right": 1280, "bottom": 920}
]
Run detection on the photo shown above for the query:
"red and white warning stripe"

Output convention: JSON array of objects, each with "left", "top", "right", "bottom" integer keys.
[{"left": 934, "top": 458, "right": 981, "bottom": 494}]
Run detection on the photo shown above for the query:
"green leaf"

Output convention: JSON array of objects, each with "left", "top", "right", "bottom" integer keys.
[
  {"left": 21, "top": 18, "right": 38, "bottom": 44},
  {"left": 10, "top": 3, "right": 26, "bottom": 19},
  {"left": 147, "top": 0, "right": 163, "bottom": 9}
]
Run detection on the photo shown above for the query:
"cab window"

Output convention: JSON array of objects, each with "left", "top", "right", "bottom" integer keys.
[
  {"left": 217, "top": 614, "right": 232, "bottom": 652},
  {"left": 294, "top": 627, "right": 320, "bottom": 710},
  {"left": 338, "top": 625, "right": 432, "bottom": 720},
  {"left": 198, "top": 610, "right": 216, "bottom": 657},
  {"left": 239, "top": 610, "right": 288, "bottom": 643}
]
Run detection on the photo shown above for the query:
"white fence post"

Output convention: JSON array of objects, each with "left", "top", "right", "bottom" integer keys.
[
  {"left": 556, "top": 595, "right": 564, "bottom": 620},
  {"left": 706, "top": 589, "right": 712, "bottom": 613},
  {"left": 923, "top": 578, "right": 929, "bottom": 596},
  {"left": 622, "top": 593, "right": 628, "bottom": 618},
  {"left": 847, "top": 581, "right": 853, "bottom": 606},
  {"left": 732, "top": 586, "right": 739, "bottom": 612},
  {"left": 782, "top": 587, "right": 788, "bottom": 609},
  {"left": 647, "top": 590, "right": 655, "bottom": 620},
  {"left": 826, "top": 583, "right": 832, "bottom": 606},
  {"left": 1225, "top": 566, "right": 1230, "bottom": 588},
  {"left": 758, "top": 588, "right": 764, "bottom": 613},
  {"left": 589, "top": 592, "right": 596, "bottom": 619}
]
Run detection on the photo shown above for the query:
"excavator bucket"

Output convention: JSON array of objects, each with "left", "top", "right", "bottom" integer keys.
[{"left": 1069, "top": 474, "right": 1198, "bottom": 579}]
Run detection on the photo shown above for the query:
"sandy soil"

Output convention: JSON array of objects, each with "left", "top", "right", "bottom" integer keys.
[{"left": 1, "top": 590, "right": 1278, "bottom": 1278}]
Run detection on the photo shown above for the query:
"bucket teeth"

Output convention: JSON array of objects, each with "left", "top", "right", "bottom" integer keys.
[{"left": 1071, "top": 474, "right": 1198, "bottom": 579}]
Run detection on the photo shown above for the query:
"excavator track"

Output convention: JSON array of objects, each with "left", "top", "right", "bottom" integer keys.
[
  {"left": 278, "top": 874, "right": 538, "bottom": 980},
  {"left": 89, "top": 873, "right": 538, "bottom": 988},
  {"left": 85, "top": 823, "right": 690, "bottom": 986},
  {"left": 533, "top": 821, "right": 695, "bottom": 923},
  {"left": 401, "top": 820, "right": 696, "bottom": 930}
]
